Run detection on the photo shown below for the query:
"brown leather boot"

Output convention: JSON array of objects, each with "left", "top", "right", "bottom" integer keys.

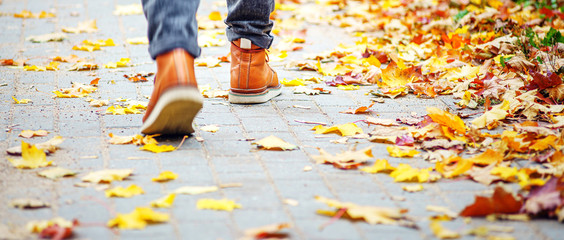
[
  {"left": 228, "top": 38, "right": 281, "bottom": 104},
  {"left": 141, "top": 49, "right": 203, "bottom": 135}
]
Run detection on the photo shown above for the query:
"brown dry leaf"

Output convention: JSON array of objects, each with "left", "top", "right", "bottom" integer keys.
[
  {"left": 315, "top": 196, "right": 413, "bottom": 226},
  {"left": 312, "top": 146, "right": 373, "bottom": 169},
  {"left": 10, "top": 198, "right": 50, "bottom": 209},
  {"left": 252, "top": 135, "right": 298, "bottom": 151},
  {"left": 241, "top": 223, "right": 292, "bottom": 240}
]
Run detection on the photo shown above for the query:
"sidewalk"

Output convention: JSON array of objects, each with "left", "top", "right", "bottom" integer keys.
[{"left": 1, "top": 0, "right": 563, "bottom": 239}]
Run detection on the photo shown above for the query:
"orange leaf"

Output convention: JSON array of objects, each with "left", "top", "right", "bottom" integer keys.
[
  {"left": 426, "top": 107, "right": 466, "bottom": 134},
  {"left": 466, "top": 149, "right": 504, "bottom": 165},
  {"left": 459, "top": 186, "right": 523, "bottom": 217}
]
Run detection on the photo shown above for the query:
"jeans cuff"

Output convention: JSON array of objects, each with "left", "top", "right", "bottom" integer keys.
[
  {"left": 148, "top": 38, "right": 201, "bottom": 59},
  {"left": 226, "top": 30, "right": 273, "bottom": 49}
]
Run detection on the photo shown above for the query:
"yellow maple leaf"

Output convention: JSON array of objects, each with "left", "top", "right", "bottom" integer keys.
[
  {"left": 82, "top": 169, "right": 133, "bottom": 183},
  {"left": 252, "top": 135, "right": 298, "bottom": 151},
  {"left": 108, "top": 207, "right": 169, "bottom": 230},
  {"left": 152, "top": 171, "right": 178, "bottom": 182},
  {"left": 105, "top": 184, "right": 144, "bottom": 198},
  {"left": 386, "top": 146, "right": 419, "bottom": 158},
  {"left": 140, "top": 143, "right": 176, "bottom": 153},
  {"left": 360, "top": 159, "right": 396, "bottom": 174},
  {"left": 12, "top": 96, "right": 32, "bottom": 104},
  {"left": 24, "top": 62, "right": 59, "bottom": 71},
  {"left": 150, "top": 194, "right": 176, "bottom": 208},
  {"left": 8, "top": 141, "right": 52, "bottom": 169},
  {"left": 281, "top": 78, "right": 306, "bottom": 86},
  {"left": 103, "top": 58, "right": 130, "bottom": 68},
  {"left": 426, "top": 107, "right": 466, "bottom": 134},
  {"left": 197, "top": 198, "right": 241, "bottom": 211},
  {"left": 430, "top": 220, "right": 461, "bottom": 239},
  {"left": 490, "top": 166, "right": 518, "bottom": 181},
  {"left": 312, "top": 123, "right": 363, "bottom": 136},
  {"left": 14, "top": 10, "right": 55, "bottom": 19},
  {"left": 389, "top": 164, "right": 430, "bottom": 183}
]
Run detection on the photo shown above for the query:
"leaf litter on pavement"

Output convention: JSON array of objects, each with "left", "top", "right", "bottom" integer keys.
[{"left": 4, "top": 0, "right": 564, "bottom": 238}]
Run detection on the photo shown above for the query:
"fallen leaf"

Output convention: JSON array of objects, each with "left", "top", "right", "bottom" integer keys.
[
  {"left": 281, "top": 78, "right": 306, "bottom": 86},
  {"left": 151, "top": 171, "right": 178, "bottom": 182},
  {"left": 103, "top": 58, "right": 130, "bottom": 68},
  {"left": 430, "top": 220, "right": 460, "bottom": 239},
  {"left": 195, "top": 56, "right": 221, "bottom": 67},
  {"left": 459, "top": 186, "right": 523, "bottom": 217},
  {"left": 426, "top": 205, "right": 458, "bottom": 218},
  {"left": 365, "top": 116, "right": 399, "bottom": 126},
  {"left": 62, "top": 20, "right": 97, "bottom": 34},
  {"left": 126, "top": 37, "right": 149, "bottom": 45},
  {"left": 252, "top": 135, "right": 298, "bottom": 151},
  {"left": 8, "top": 141, "right": 52, "bottom": 169},
  {"left": 390, "top": 164, "right": 432, "bottom": 183},
  {"left": 312, "top": 146, "right": 373, "bottom": 169},
  {"left": 12, "top": 96, "right": 32, "bottom": 104},
  {"left": 200, "top": 125, "right": 219, "bottom": 133},
  {"left": 172, "top": 186, "right": 219, "bottom": 195},
  {"left": 37, "top": 167, "right": 77, "bottom": 180},
  {"left": 242, "top": 223, "right": 292, "bottom": 240},
  {"left": 107, "top": 207, "right": 169, "bottom": 230},
  {"left": 387, "top": 146, "right": 419, "bottom": 158},
  {"left": 315, "top": 196, "right": 412, "bottom": 226},
  {"left": 10, "top": 198, "right": 50, "bottom": 209},
  {"left": 312, "top": 123, "right": 363, "bottom": 136},
  {"left": 196, "top": 198, "right": 241, "bottom": 211},
  {"left": 26, "top": 217, "right": 72, "bottom": 234},
  {"left": 402, "top": 184, "right": 424, "bottom": 192},
  {"left": 26, "top": 32, "right": 67, "bottom": 43},
  {"left": 427, "top": 107, "right": 466, "bottom": 134},
  {"left": 108, "top": 133, "right": 157, "bottom": 145},
  {"left": 19, "top": 130, "right": 48, "bottom": 138},
  {"left": 140, "top": 143, "right": 176, "bottom": 153},
  {"left": 340, "top": 103, "right": 374, "bottom": 114},
  {"left": 14, "top": 10, "right": 55, "bottom": 18},
  {"left": 39, "top": 224, "right": 73, "bottom": 240},
  {"left": 81, "top": 169, "right": 133, "bottom": 183},
  {"left": 360, "top": 159, "right": 396, "bottom": 174},
  {"left": 522, "top": 177, "right": 564, "bottom": 215},
  {"left": 105, "top": 184, "right": 144, "bottom": 198},
  {"left": 150, "top": 194, "right": 176, "bottom": 208}
]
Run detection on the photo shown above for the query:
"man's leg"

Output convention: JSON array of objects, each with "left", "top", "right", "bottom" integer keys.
[
  {"left": 225, "top": 0, "right": 281, "bottom": 104},
  {"left": 141, "top": 0, "right": 203, "bottom": 135}
]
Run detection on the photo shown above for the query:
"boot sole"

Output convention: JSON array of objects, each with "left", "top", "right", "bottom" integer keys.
[
  {"left": 228, "top": 87, "right": 281, "bottom": 104},
  {"left": 141, "top": 87, "right": 203, "bottom": 135}
]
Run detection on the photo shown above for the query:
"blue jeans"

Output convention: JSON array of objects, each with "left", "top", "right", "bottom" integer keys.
[{"left": 142, "top": 0, "right": 275, "bottom": 59}]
